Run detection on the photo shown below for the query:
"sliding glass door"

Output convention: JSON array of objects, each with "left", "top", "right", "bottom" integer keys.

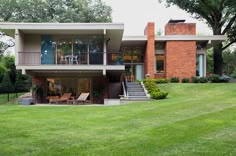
[{"left": 41, "top": 35, "right": 103, "bottom": 65}]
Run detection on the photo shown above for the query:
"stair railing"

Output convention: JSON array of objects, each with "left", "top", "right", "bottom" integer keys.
[{"left": 121, "top": 75, "right": 128, "bottom": 98}]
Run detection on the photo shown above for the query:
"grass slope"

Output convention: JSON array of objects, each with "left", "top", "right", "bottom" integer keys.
[
  {"left": 0, "top": 83, "right": 236, "bottom": 156},
  {"left": 0, "top": 93, "right": 25, "bottom": 105}
]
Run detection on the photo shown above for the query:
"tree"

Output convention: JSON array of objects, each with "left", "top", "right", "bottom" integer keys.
[
  {"left": 0, "top": 72, "right": 14, "bottom": 102},
  {"left": 159, "top": 0, "right": 236, "bottom": 75},
  {"left": 0, "top": 0, "right": 112, "bottom": 23},
  {"left": 0, "top": 32, "right": 15, "bottom": 56},
  {"left": 223, "top": 49, "right": 236, "bottom": 75}
]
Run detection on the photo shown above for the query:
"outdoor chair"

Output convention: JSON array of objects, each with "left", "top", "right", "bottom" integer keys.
[
  {"left": 67, "top": 93, "right": 90, "bottom": 104},
  {"left": 50, "top": 93, "right": 72, "bottom": 104}
]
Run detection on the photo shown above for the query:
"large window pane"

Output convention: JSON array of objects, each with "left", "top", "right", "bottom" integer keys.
[
  {"left": 57, "top": 40, "right": 73, "bottom": 64},
  {"left": 197, "top": 54, "right": 204, "bottom": 77},
  {"left": 41, "top": 35, "right": 56, "bottom": 64},
  {"left": 89, "top": 35, "right": 103, "bottom": 65},
  {"left": 155, "top": 54, "right": 165, "bottom": 73}
]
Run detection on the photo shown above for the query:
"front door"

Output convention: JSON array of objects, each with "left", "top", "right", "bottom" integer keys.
[{"left": 125, "top": 64, "right": 144, "bottom": 81}]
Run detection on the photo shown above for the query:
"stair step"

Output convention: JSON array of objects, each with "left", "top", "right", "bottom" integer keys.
[
  {"left": 128, "top": 93, "right": 146, "bottom": 96},
  {"left": 127, "top": 88, "right": 144, "bottom": 92},
  {"left": 127, "top": 85, "right": 142, "bottom": 88}
]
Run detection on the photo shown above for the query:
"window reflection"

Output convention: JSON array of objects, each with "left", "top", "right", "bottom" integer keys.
[
  {"left": 41, "top": 35, "right": 103, "bottom": 65},
  {"left": 155, "top": 54, "right": 165, "bottom": 73}
]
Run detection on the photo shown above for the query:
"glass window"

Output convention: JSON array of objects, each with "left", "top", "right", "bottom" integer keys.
[
  {"left": 155, "top": 54, "right": 165, "bottom": 73},
  {"left": 89, "top": 35, "right": 103, "bottom": 64},
  {"left": 41, "top": 35, "right": 56, "bottom": 64},
  {"left": 122, "top": 47, "right": 144, "bottom": 63},
  {"left": 155, "top": 42, "right": 165, "bottom": 50},
  {"left": 197, "top": 54, "right": 204, "bottom": 77},
  {"left": 57, "top": 40, "right": 73, "bottom": 64},
  {"left": 47, "top": 78, "right": 90, "bottom": 98}
]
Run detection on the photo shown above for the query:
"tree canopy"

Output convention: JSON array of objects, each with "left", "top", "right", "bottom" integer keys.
[
  {"left": 0, "top": 0, "right": 112, "bottom": 23},
  {"left": 159, "top": 0, "right": 236, "bottom": 75}
]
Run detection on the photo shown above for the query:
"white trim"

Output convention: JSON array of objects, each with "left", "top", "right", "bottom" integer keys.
[
  {"left": 155, "top": 35, "right": 226, "bottom": 41},
  {"left": 16, "top": 65, "right": 125, "bottom": 71},
  {"left": 122, "top": 35, "right": 147, "bottom": 41},
  {"left": 0, "top": 23, "right": 124, "bottom": 30}
]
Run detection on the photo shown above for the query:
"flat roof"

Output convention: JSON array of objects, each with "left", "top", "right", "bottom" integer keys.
[
  {"left": 0, "top": 22, "right": 124, "bottom": 52},
  {"left": 0, "top": 22, "right": 124, "bottom": 30},
  {"left": 155, "top": 35, "right": 227, "bottom": 42}
]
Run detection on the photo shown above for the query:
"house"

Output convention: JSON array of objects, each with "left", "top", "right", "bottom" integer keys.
[{"left": 0, "top": 20, "right": 226, "bottom": 103}]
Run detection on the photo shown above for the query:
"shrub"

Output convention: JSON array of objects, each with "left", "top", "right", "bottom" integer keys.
[
  {"left": 231, "top": 68, "right": 236, "bottom": 78},
  {"left": 151, "top": 91, "right": 168, "bottom": 99},
  {"left": 208, "top": 74, "right": 220, "bottom": 83},
  {"left": 181, "top": 78, "right": 189, "bottom": 83},
  {"left": 143, "top": 79, "right": 168, "bottom": 100},
  {"left": 154, "top": 78, "right": 169, "bottom": 84},
  {"left": 191, "top": 76, "right": 199, "bottom": 83},
  {"left": 199, "top": 77, "right": 208, "bottom": 83},
  {"left": 170, "top": 77, "right": 179, "bottom": 83},
  {"left": 219, "top": 75, "right": 230, "bottom": 83}
]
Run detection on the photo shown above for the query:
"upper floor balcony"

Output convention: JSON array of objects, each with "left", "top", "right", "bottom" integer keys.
[{"left": 18, "top": 51, "right": 124, "bottom": 66}]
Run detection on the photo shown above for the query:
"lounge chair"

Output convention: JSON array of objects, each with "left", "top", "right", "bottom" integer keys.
[
  {"left": 50, "top": 93, "right": 72, "bottom": 104},
  {"left": 68, "top": 93, "right": 90, "bottom": 104}
]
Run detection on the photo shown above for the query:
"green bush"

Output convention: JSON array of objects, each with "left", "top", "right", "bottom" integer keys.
[
  {"left": 143, "top": 79, "right": 168, "bottom": 100},
  {"left": 208, "top": 74, "right": 220, "bottom": 83},
  {"left": 231, "top": 68, "right": 236, "bottom": 78},
  {"left": 151, "top": 91, "right": 168, "bottom": 99},
  {"left": 181, "top": 78, "right": 189, "bottom": 83},
  {"left": 170, "top": 77, "right": 179, "bottom": 83},
  {"left": 154, "top": 78, "right": 169, "bottom": 84},
  {"left": 191, "top": 76, "right": 199, "bottom": 83},
  {"left": 143, "top": 78, "right": 169, "bottom": 84},
  {"left": 199, "top": 77, "right": 208, "bottom": 83}
]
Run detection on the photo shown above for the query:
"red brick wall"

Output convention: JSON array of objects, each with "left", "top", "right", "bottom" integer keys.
[
  {"left": 165, "top": 41, "right": 196, "bottom": 80},
  {"left": 32, "top": 76, "right": 47, "bottom": 103},
  {"left": 164, "top": 22, "right": 196, "bottom": 81},
  {"left": 165, "top": 23, "right": 196, "bottom": 35},
  {"left": 144, "top": 22, "right": 155, "bottom": 78}
]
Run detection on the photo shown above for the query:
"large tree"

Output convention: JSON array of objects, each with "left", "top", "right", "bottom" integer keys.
[
  {"left": 0, "top": 0, "right": 112, "bottom": 23},
  {"left": 159, "top": 0, "right": 236, "bottom": 75},
  {"left": 0, "top": 32, "right": 15, "bottom": 56}
]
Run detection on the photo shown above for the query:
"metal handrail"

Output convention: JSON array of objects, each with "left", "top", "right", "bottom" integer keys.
[
  {"left": 18, "top": 51, "right": 124, "bottom": 65},
  {"left": 121, "top": 75, "right": 128, "bottom": 98}
]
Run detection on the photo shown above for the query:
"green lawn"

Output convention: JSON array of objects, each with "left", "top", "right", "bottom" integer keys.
[
  {"left": 0, "top": 93, "right": 25, "bottom": 105},
  {"left": 0, "top": 83, "right": 236, "bottom": 156}
]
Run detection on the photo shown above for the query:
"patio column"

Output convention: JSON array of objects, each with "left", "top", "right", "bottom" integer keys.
[{"left": 103, "top": 29, "right": 107, "bottom": 65}]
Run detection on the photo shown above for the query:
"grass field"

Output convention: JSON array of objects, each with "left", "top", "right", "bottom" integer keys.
[
  {"left": 0, "top": 83, "right": 236, "bottom": 156},
  {"left": 0, "top": 93, "right": 25, "bottom": 105}
]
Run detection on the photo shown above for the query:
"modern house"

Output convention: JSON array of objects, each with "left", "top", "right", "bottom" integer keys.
[{"left": 0, "top": 20, "right": 226, "bottom": 103}]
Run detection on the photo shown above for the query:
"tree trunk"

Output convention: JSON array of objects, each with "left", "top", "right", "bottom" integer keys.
[
  {"left": 213, "top": 43, "right": 223, "bottom": 75},
  {"left": 7, "top": 93, "right": 9, "bottom": 102}
]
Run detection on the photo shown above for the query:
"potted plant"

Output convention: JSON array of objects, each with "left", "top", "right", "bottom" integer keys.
[{"left": 114, "top": 56, "right": 123, "bottom": 65}]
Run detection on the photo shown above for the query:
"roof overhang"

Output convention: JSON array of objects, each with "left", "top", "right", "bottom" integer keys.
[
  {"left": 0, "top": 22, "right": 124, "bottom": 52},
  {"left": 121, "top": 35, "right": 147, "bottom": 47},
  {"left": 155, "top": 35, "right": 227, "bottom": 42}
]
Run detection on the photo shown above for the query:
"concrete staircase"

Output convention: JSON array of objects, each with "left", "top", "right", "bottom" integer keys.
[{"left": 126, "top": 82, "right": 149, "bottom": 100}]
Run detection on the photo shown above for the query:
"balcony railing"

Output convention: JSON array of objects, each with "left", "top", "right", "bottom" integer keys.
[{"left": 18, "top": 52, "right": 124, "bottom": 66}]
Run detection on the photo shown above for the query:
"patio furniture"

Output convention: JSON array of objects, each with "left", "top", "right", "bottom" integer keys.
[
  {"left": 67, "top": 93, "right": 90, "bottom": 104},
  {"left": 71, "top": 55, "right": 79, "bottom": 64},
  {"left": 50, "top": 93, "right": 72, "bottom": 104},
  {"left": 47, "top": 96, "right": 60, "bottom": 103}
]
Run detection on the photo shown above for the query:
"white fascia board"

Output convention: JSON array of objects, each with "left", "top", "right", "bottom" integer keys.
[
  {"left": 16, "top": 65, "right": 125, "bottom": 71},
  {"left": 122, "top": 35, "right": 147, "bottom": 41},
  {"left": 0, "top": 23, "right": 124, "bottom": 30},
  {"left": 155, "top": 35, "right": 227, "bottom": 41}
]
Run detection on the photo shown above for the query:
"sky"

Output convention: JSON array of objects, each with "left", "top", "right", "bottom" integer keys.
[{"left": 102, "top": 0, "right": 212, "bottom": 36}]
